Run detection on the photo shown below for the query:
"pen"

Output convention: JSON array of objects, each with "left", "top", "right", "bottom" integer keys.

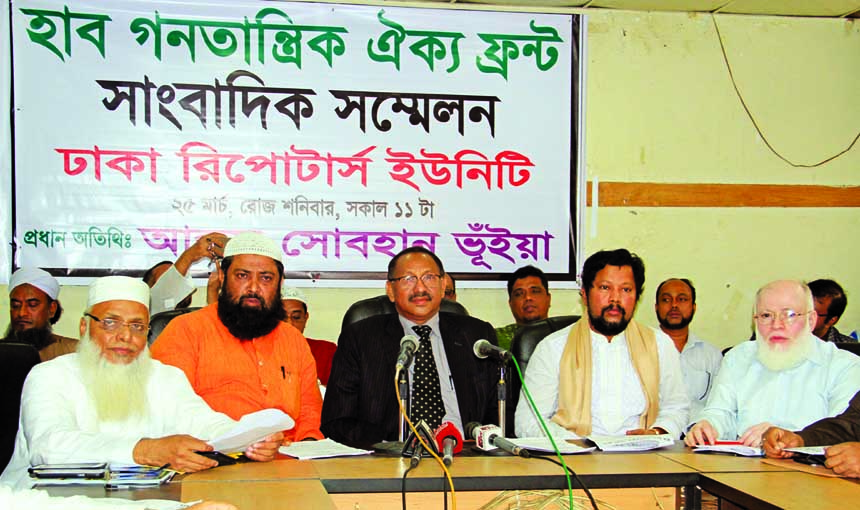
[{"left": 281, "top": 366, "right": 286, "bottom": 379}]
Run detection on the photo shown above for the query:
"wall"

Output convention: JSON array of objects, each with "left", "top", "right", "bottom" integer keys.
[{"left": 1, "top": 8, "right": 858, "bottom": 348}]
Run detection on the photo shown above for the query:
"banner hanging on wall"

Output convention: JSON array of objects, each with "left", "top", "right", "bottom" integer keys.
[{"left": 10, "top": 0, "right": 580, "bottom": 279}]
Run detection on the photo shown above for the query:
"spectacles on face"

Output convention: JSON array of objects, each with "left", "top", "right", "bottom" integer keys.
[
  {"left": 753, "top": 309, "right": 810, "bottom": 326},
  {"left": 85, "top": 313, "right": 150, "bottom": 336},
  {"left": 388, "top": 273, "right": 442, "bottom": 288}
]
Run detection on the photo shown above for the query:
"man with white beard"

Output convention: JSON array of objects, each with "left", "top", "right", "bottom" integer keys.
[
  {"left": 685, "top": 280, "right": 860, "bottom": 447},
  {"left": 0, "top": 276, "right": 282, "bottom": 488}
]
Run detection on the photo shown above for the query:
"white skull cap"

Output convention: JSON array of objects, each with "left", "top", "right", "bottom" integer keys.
[
  {"left": 10, "top": 267, "right": 60, "bottom": 300},
  {"left": 223, "top": 232, "right": 283, "bottom": 265},
  {"left": 87, "top": 276, "right": 150, "bottom": 310},
  {"left": 281, "top": 286, "right": 307, "bottom": 303}
]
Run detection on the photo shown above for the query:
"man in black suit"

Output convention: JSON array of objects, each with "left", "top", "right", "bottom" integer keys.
[{"left": 321, "top": 247, "right": 501, "bottom": 447}]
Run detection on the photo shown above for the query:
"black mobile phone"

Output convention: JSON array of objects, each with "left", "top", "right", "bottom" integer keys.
[
  {"left": 194, "top": 450, "right": 239, "bottom": 466},
  {"left": 792, "top": 453, "right": 827, "bottom": 467}
]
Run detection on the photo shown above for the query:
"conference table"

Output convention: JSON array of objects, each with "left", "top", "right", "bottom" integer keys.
[{"left": 46, "top": 444, "right": 860, "bottom": 509}]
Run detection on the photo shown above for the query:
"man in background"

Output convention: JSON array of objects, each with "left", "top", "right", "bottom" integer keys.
[
  {"left": 281, "top": 286, "right": 337, "bottom": 387},
  {"left": 655, "top": 278, "right": 722, "bottom": 419},
  {"left": 809, "top": 279, "right": 855, "bottom": 343},
  {"left": 495, "top": 265, "right": 552, "bottom": 350},
  {"left": 2, "top": 267, "right": 76, "bottom": 361},
  {"left": 443, "top": 274, "right": 457, "bottom": 301},
  {"left": 145, "top": 232, "right": 228, "bottom": 314}
]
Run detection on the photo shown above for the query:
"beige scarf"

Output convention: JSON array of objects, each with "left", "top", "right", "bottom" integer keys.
[{"left": 551, "top": 318, "right": 660, "bottom": 436}]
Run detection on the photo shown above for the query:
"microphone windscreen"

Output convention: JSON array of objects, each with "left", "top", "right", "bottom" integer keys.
[{"left": 434, "top": 421, "right": 463, "bottom": 453}]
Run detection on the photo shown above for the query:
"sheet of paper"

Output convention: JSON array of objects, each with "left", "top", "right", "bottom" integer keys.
[
  {"left": 279, "top": 438, "right": 373, "bottom": 460},
  {"left": 208, "top": 408, "right": 295, "bottom": 453},
  {"left": 587, "top": 434, "right": 675, "bottom": 452},
  {"left": 693, "top": 445, "right": 763, "bottom": 457},
  {"left": 784, "top": 446, "right": 828, "bottom": 455},
  {"left": 510, "top": 437, "right": 595, "bottom": 454}
]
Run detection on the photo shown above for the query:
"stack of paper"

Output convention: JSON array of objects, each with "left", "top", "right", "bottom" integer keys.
[
  {"left": 280, "top": 438, "right": 373, "bottom": 460},
  {"left": 30, "top": 463, "right": 174, "bottom": 488},
  {"left": 693, "top": 445, "right": 763, "bottom": 457},
  {"left": 587, "top": 434, "right": 675, "bottom": 452}
]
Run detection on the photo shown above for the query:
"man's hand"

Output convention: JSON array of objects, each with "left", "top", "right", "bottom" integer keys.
[
  {"left": 175, "top": 232, "right": 229, "bottom": 276},
  {"left": 626, "top": 428, "right": 666, "bottom": 436},
  {"left": 684, "top": 420, "right": 718, "bottom": 447},
  {"left": 739, "top": 421, "right": 774, "bottom": 447},
  {"left": 762, "top": 427, "right": 804, "bottom": 458},
  {"left": 133, "top": 435, "right": 218, "bottom": 473},
  {"left": 187, "top": 502, "right": 238, "bottom": 510},
  {"left": 244, "top": 431, "right": 284, "bottom": 462},
  {"left": 825, "top": 442, "right": 860, "bottom": 478}
]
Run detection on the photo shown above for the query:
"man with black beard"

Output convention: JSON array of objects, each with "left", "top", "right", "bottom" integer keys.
[
  {"left": 515, "top": 249, "right": 688, "bottom": 439},
  {"left": 655, "top": 278, "right": 722, "bottom": 419},
  {"left": 152, "top": 232, "right": 323, "bottom": 444},
  {"left": 3, "top": 267, "right": 77, "bottom": 361}
]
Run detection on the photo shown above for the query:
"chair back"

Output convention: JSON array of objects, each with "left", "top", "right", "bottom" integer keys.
[
  {"left": 509, "top": 315, "right": 579, "bottom": 435},
  {"left": 0, "top": 342, "right": 41, "bottom": 471},
  {"left": 148, "top": 307, "right": 201, "bottom": 345},
  {"left": 340, "top": 295, "right": 469, "bottom": 331}
]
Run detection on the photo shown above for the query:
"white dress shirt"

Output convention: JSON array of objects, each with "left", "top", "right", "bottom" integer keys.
[
  {"left": 680, "top": 332, "right": 723, "bottom": 419},
  {"left": 149, "top": 265, "right": 195, "bottom": 315},
  {"left": 692, "top": 338, "right": 860, "bottom": 439},
  {"left": 515, "top": 322, "right": 690, "bottom": 439},
  {"left": 0, "top": 354, "right": 236, "bottom": 488}
]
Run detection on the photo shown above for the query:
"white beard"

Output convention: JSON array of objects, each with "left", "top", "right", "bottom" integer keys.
[
  {"left": 77, "top": 331, "right": 152, "bottom": 423},
  {"left": 755, "top": 327, "right": 815, "bottom": 372}
]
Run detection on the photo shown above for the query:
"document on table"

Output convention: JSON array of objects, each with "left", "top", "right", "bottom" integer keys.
[
  {"left": 510, "top": 437, "right": 595, "bottom": 454},
  {"left": 208, "top": 408, "right": 295, "bottom": 453},
  {"left": 280, "top": 438, "right": 373, "bottom": 460},
  {"left": 693, "top": 445, "right": 763, "bottom": 457},
  {"left": 587, "top": 434, "right": 675, "bottom": 452},
  {"left": 784, "top": 446, "right": 828, "bottom": 455}
]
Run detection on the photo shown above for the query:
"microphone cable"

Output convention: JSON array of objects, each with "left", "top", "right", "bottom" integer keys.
[
  {"left": 513, "top": 356, "right": 599, "bottom": 510},
  {"left": 395, "top": 368, "right": 457, "bottom": 510}
]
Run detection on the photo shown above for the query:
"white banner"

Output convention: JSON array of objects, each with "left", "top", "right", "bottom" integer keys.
[{"left": 11, "top": 0, "right": 580, "bottom": 278}]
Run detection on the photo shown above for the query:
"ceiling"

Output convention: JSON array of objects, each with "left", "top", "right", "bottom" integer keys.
[{"left": 421, "top": 0, "right": 860, "bottom": 18}]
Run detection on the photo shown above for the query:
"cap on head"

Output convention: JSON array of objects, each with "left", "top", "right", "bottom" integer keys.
[
  {"left": 87, "top": 276, "right": 150, "bottom": 310},
  {"left": 10, "top": 267, "right": 60, "bottom": 300},
  {"left": 223, "top": 232, "right": 282, "bottom": 264},
  {"left": 281, "top": 286, "right": 307, "bottom": 303}
]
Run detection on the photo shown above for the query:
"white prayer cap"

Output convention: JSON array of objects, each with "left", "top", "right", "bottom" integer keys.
[
  {"left": 10, "top": 267, "right": 60, "bottom": 300},
  {"left": 87, "top": 276, "right": 150, "bottom": 310},
  {"left": 281, "top": 286, "right": 307, "bottom": 303},
  {"left": 223, "top": 232, "right": 282, "bottom": 264}
]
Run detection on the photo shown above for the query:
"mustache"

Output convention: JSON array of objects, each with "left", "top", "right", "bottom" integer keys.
[
  {"left": 409, "top": 291, "right": 432, "bottom": 301},
  {"left": 601, "top": 304, "right": 626, "bottom": 316},
  {"left": 239, "top": 293, "right": 264, "bottom": 304}
]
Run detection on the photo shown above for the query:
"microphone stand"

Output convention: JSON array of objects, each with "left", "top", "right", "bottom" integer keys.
[
  {"left": 398, "top": 368, "right": 410, "bottom": 442},
  {"left": 497, "top": 362, "right": 507, "bottom": 437}
]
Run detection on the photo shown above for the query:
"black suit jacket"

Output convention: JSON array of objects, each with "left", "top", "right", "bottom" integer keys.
[
  {"left": 799, "top": 390, "right": 860, "bottom": 446},
  {"left": 321, "top": 312, "right": 501, "bottom": 447}
]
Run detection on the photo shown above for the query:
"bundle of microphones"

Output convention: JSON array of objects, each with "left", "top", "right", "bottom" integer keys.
[{"left": 396, "top": 335, "right": 527, "bottom": 466}]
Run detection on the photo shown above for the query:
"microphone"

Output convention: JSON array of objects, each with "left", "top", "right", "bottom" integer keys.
[
  {"left": 473, "top": 339, "right": 512, "bottom": 363},
  {"left": 410, "top": 440, "right": 424, "bottom": 468},
  {"left": 466, "top": 422, "right": 530, "bottom": 458},
  {"left": 395, "top": 335, "right": 420, "bottom": 371},
  {"left": 434, "top": 421, "right": 463, "bottom": 467}
]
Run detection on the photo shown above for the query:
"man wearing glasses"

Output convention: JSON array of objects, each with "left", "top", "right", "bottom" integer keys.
[
  {"left": 1, "top": 276, "right": 282, "bottom": 487},
  {"left": 685, "top": 280, "right": 860, "bottom": 447},
  {"left": 321, "top": 247, "right": 500, "bottom": 447}
]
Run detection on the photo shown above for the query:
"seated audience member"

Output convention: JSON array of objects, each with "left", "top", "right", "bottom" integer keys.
[
  {"left": 685, "top": 280, "right": 860, "bottom": 447},
  {"left": 152, "top": 232, "right": 323, "bottom": 444},
  {"left": 495, "top": 265, "right": 552, "bottom": 350},
  {"left": 515, "top": 249, "right": 689, "bottom": 439},
  {"left": 146, "top": 232, "right": 228, "bottom": 314},
  {"left": 281, "top": 286, "right": 337, "bottom": 386},
  {"left": 763, "top": 390, "right": 860, "bottom": 477},
  {"left": 443, "top": 273, "right": 457, "bottom": 301},
  {"left": 809, "top": 279, "right": 856, "bottom": 343},
  {"left": 321, "top": 247, "right": 500, "bottom": 446},
  {"left": 2, "top": 267, "right": 76, "bottom": 361},
  {"left": 655, "top": 278, "right": 722, "bottom": 419},
  {"left": 0, "top": 276, "right": 281, "bottom": 487}
]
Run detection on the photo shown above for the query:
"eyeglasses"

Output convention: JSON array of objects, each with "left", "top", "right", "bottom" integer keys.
[
  {"left": 388, "top": 273, "right": 442, "bottom": 288},
  {"left": 85, "top": 313, "right": 150, "bottom": 336},
  {"left": 753, "top": 309, "right": 810, "bottom": 326}
]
